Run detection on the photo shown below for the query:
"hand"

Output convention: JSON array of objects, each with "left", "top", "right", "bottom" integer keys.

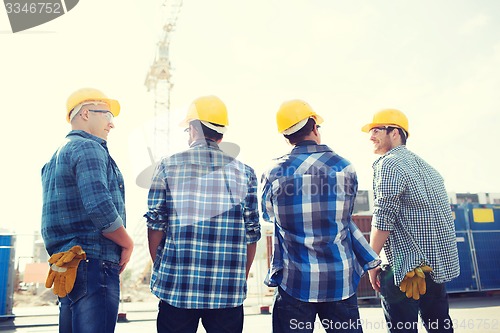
[
  {"left": 368, "top": 266, "right": 381, "bottom": 292},
  {"left": 119, "top": 245, "right": 133, "bottom": 274},
  {"left": 102, "top": 226, "right": 134, "bottom": 274},
  {"left": 45, "top": 246, "right": 86, "bottom": 297}
]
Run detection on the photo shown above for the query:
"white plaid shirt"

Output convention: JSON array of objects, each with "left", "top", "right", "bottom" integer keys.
[{"left": 372, "top": 145, "right": 460, "bottom": 286}]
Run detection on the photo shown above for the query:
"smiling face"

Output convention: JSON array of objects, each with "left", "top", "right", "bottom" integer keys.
[{"left": 369, "top": 126, "right": 399, "bottom": 155}]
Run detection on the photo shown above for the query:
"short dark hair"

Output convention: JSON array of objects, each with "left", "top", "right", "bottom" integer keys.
[
  {"left": 387, "top": 126, "right": 407, "bottom": 145},
  {"left": 284, "top": 118, "right": 316, "bottom": 145},
  {"left": 190, "top": 120, "right": 223, "bottom": 142}
]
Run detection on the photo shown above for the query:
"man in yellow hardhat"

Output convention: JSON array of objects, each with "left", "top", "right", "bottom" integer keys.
[
  {"left": 261, "top": 99, "right": 380, "bottom": 333},
  {"left": 145, "top": 95, "right": 261, "bottom": 333},
  {"left": 362, "top": 108, "right": 459, "bottom": 332},
  {"left": 41, "top": 87, "right": 134, "bottom": 332}
]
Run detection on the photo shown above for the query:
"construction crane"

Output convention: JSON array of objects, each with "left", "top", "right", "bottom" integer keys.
[
  {"left": 144, "top": 0, "right": 184, "bottom": 162},
  {"left": 130, "top": 1, "right": 184, "bottom": 292},
  {"left": 137, "top": 0, "right": 183, "bottom": 189}
]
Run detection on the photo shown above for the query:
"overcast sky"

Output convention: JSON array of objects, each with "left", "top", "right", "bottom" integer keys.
[{"left": 1, "top": 0, "right": 500, "bottom": 250}]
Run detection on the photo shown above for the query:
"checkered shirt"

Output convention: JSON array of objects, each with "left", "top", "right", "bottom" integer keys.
[
  {"left": 261, "top": 143, "right": 380, "bottom": 302},
  {"left": 145, "top": 140, "right": 261, "bottom": 309},
  {"left": 41, "top": 130, "right": 125, "bottom": 263},
  {"left": 372, "top": 145, "right": 460, "bottom": 286}
]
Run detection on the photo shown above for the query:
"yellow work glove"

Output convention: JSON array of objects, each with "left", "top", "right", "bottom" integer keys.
[
  {"left": 399, "top": 265, "right": 432, "bottom": 300},
  {"left": 45, "top": 246, "right": 86, "bottom": 298}
]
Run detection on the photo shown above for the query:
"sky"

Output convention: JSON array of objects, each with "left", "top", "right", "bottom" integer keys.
[{"left": 1, "top": 0, "right": 500, "bottom": 257}]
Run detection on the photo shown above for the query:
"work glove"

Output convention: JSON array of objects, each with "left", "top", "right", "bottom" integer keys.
[
  {"left": 399, "top": 265, "right": 432, "bottom": 300},
  {"left": 45, "top": 246, "right": 86, "bottom": 298}
]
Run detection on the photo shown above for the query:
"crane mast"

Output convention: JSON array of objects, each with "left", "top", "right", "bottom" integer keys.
[
  {"left": 132, "top": 0, "right": 184, "bottom": 286},
  {"left": 144, "top": 0, "right": 183, "bottom": 160}
]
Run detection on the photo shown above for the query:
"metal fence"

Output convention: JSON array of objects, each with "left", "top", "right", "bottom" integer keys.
[
  {"left": 353, "top": 204, "right": 500, "bottom": 298},
  {"left": 447, "top": 204, "right": 500, "bottom": 293}
]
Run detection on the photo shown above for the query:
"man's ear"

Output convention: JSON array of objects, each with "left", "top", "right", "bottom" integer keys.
[
  {"left": 79, "top": 109, "right": 89, "bottom": 120},
  {"left": 390, "top": 128, "right": 403, "bottom": 143},
  {"left": 312, "top": 125, "right": 319, "bottom": 136}
]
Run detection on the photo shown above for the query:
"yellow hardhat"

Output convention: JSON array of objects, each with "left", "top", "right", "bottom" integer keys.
[
  {"left": 361, "top": 108, "right": 409, "bottom": 137},
  {"left": 180, "top": 95, "right": 229, "bottom": 127},
  {"left": 66, "top": 88, "right": 120, "bottom": 123},
  {"left": 276, "top": 99, "right": 324, "bottom": 134}
]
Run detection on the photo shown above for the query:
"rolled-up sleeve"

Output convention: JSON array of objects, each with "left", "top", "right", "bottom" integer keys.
[
  {"left": 372, "top": 158, "right": 405, "bottom": 231},
  {"left": 102, "top": 216, "right": 124, "bottom": 233},
  {"left": 260, "top": 172, "right": 275, "bottom": 223},
  {"left": 145, "top": 161, "right": 170, "bottom": 231},
  {"left": 244, "top": 167, "right": 261, "bottom": 244}
]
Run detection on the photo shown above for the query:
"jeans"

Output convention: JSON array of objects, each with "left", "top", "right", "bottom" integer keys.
[
  {"left": 58, "top": 259, "right": 121, "bottom": 333},
  {"left": 272, "top": 286, "right": 363, "bottom": 333},
  {"left": 379, "top": 265, "right": 453, "bottom": 333},
  {"left": 156, "top": 300, "right": 244, "bottom": 333}
]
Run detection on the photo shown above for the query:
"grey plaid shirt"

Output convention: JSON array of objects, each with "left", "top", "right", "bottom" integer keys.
[
  {"left": 145, "top": 139, "right": 261, "bottom": 309},
  {"left": 372, "top": 145, "right": 459, "bottom": 286}
]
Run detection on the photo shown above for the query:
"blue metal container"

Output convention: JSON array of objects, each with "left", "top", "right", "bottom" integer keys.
[
  {"left": 472, "top": 231, "right": 500, "bottom": 291},
  {"left": 446, "top": 232, "right": 478, "bottom": 293},
  {"left": 450, "top": 204, "right": 469, "bottom": 231},
  {"left": 0, "top": 234, "right": 15, "bottom": 318},
  {"left": 467, "top": 204, "right": 500, "bottom": 231}
]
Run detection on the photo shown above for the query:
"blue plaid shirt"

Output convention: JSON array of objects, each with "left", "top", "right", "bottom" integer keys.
[
  {"left": 41, "top": 130, "right": 125, "bottom": 263},
  {"left": 372, "top": 145, "right": 460, "bottom": 286},
  {"left": 261, "top": 142, "right": 380, "bottom": 302},
  {"left": 145, "top": 139, "right": 261, "bottom": 309}
]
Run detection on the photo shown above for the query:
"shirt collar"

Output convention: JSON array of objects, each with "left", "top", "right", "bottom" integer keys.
[
  {"left": 67, "top": 130, "right": 108, "bottom": 147},
  {"left": 382, "top": 144, "right": 406, "bottom": 156},
  {"left": 290, "top": 143, "right": 332, "bottom": 155},
  {"left": 373, "top": 144, "right": 407, "bottom": 166},
  {"left": 295, "top": 140, "right": 318, "bottom": 146},
  {"left": 189, "top": 139, "right": 220, "bottom": 150}
]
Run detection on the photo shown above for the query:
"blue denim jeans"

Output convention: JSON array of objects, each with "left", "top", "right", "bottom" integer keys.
[
  {"left": 272, "top": 286, "right": 363, "bottom": 333},
  {"left": 156, "top": 300, "right": 244, "bottom": 333},
  {"left": 379, "top": 265, "right": 453, "bottom": 333},
  {"left": 58, "top": 259, "right": 121, "bottom": 333}
]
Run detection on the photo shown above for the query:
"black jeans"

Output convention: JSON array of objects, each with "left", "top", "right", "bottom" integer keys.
[
  {"left": 156, "top": 300, "right": 244, "bottom": 333},
  {"left": 379, "top": 265, "right": 453, "bottom": 333},
  {"left": 272, "top": 286, "right": 363, "bottom": 333}
]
